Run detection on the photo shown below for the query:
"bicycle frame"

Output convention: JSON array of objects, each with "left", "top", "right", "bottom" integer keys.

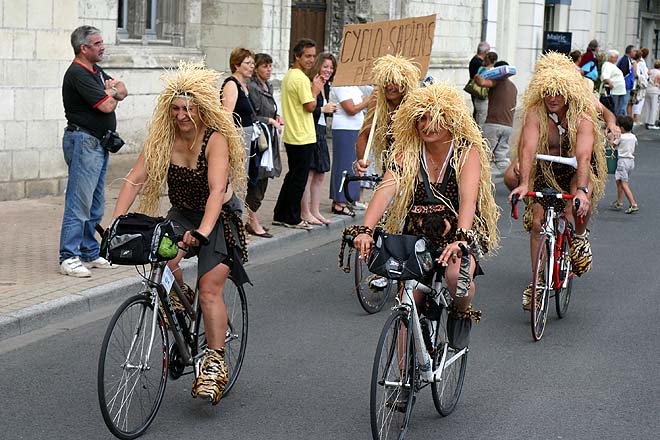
[
  {"left": 539, "top": 205, "right": 573, "bottom": 291},
  {"left": 395, "top": 276, "right": 468, "bottom": 383}
]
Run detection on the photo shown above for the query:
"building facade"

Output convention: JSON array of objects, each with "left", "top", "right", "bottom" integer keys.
[{"left": 0, "top": 0, "right": 648, "bottom": 200}]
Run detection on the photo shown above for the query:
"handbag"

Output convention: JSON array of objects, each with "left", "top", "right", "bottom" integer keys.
[
  {"left": 254, "top": 121, "right": 271, "bottom": 153},
  {"left": 463, "top": 78, "right": 489, "bottom": 99},
  {"left": 367, "top": 230, "right": 435, "bottom": 281},
  {"left": 581, "top": 61, "right": 599, "bottom": 82},
  {"left": 101, "top": 213, "right": 179, "bottom": 265},
  {"left": 101, "top": 130, "right": 125, "bottom": 153},
  {"left": 599, "top": 88, "right": 615, "bottom": 113}
]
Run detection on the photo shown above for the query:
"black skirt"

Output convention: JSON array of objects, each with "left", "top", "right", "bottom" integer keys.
[{"left": 310, "top": 123, "right": 331, "bottom": 173}]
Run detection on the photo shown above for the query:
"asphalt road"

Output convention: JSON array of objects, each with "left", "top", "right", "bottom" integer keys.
[{"left": 2, "top": 139, "right": 659, "bottom": 440}]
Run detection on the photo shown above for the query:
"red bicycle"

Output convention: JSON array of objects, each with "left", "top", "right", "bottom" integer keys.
[{"left": 511, "top": 156, "right": 581, "bottom": 341}]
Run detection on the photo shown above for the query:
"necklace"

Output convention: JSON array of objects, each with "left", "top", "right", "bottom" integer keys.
[{"left": 423, "top": 142, "right": 454, "bottom": 183}]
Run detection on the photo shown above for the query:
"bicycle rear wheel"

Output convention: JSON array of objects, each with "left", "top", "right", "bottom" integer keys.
[
  {"left": 193, "top": 280, "right": 248, "bottom": 397},
  {"left": 555, "top": 233, "right": 573, "bottom": 318},
  {"left": 370, "top": 311, "right": 416, "bottom": 440},
  {"left": 355, "top": 253, "right": 395, "bottom": 314},
  {"left": 98, "top": 294, "right": 168, "bottom": 440},
  {"left": 431, "top": 306, "right": 468, "bottom": 416},
  {"left": 531, "top": 236, "right": 551, "bottom": 341}
]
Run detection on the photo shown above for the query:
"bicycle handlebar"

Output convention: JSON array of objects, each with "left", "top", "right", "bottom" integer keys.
[
  {"left": 510, "top": 189, "right": 582, "bottom": 224},
  {"left": 339, "top": 170, "right": 382, "bottom": 204}
]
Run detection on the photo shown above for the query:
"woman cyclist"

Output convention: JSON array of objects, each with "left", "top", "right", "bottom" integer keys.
[
  {"left": 111, "top": 61, "right": 248, "bottom": 405},
  {"left": 353, "top": 83, "right": 500, "bottom": 349}
]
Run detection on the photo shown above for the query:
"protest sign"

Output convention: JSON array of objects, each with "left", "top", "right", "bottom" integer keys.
[{"left": 333, "top": 14, "right": 436, "bottom": 86}]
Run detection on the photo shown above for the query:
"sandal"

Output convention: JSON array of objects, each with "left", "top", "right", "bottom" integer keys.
[{"left": 332, "top": 204, "right": 355, "bottom": 217}]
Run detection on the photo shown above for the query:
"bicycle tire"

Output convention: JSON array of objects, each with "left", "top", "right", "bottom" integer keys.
[
  {"left": 431, "top": 306, "right": 468, "bottom": 416},
  {"left": 354, "top": 252, "right": 395, "bottom": 314},
  {"left": 193, "top": 279, "right": 248, "bottom": 397},
  {"left": 370, "top": 311, "right": 416, "bottom": 440},
  {"left": 531, "top": 236, "right": 551, "bottom": 341},
  {"left": 98, "top": 294, "right": 168, "bottom": 440},
  {"left": 555, "top": 232, "right": 573, "bottom": 318}
]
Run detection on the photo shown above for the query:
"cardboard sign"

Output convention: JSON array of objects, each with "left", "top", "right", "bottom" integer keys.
[{"left": 333, "top": 14, "right": 436, "bottom": 86}]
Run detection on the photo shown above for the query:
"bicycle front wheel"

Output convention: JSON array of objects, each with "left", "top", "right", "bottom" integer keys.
[
  {"left": 531, "top": 236, "right": 551, "bottom": 341},
  {"left": 98, "top": 294, "right": 168, "bottom": 440},
  {"left": 355, "top": 253, "right": 395, "bottom": 314},
  {"left": 370, "top": 311, "right": 416, "bottom": 440},
  {"left": 555, "top": 234, "right": 573, "bottom": 318},
  {"left": 431, "top": 306, "right": 468, "bottom": 416},
  {"left": 193, "top": 280, "right": 248, "bottom": 397}
]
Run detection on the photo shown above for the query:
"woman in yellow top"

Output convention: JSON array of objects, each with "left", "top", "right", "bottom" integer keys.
[{"left": 111, "top": 61, "right": 247, "bottom": 405}]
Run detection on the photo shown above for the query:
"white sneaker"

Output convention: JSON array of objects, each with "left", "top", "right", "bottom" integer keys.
[
  {"left": 60, "top": 257, "right": 92, "bottom": 278},
  {"left": 353, "top": 201, "right": 369, "bottom": 210},
  {"left": 84, "top": 256, "right": 117, "bottom": 269}
]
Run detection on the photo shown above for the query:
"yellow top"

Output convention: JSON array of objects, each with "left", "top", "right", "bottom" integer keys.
[{"left": 281, "top": 68, "right": 315, "bottom": 145}]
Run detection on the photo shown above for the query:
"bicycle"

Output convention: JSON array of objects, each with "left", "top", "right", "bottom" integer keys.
[
  {"left": 96, "top": 228, "right": 248, "bottom": 439},
  {"left": 511, "top": 154, "right": 581, "bottom": 341},
  {"left": 341, "top": 170, "right": 396, "bottom": 314},
  {"left": 365, "top": 238, "right": 470, "bottom": 440}
]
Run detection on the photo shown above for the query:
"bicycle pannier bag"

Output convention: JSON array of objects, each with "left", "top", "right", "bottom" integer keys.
[
  {"left": 367, "top": 231, "right": 434, "bottom": 281},
  {"left": 101, "top": 213, "right": 179, "bottom": 265}
]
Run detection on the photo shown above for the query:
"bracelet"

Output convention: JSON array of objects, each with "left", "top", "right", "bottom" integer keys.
[
  {"left": 357, "top": 225, "right": 374, "bottom": 236},
  {"left": 454, "top": 228, "right": 476, "bottom": 245}
]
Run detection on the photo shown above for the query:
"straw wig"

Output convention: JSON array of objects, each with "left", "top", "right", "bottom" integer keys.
[
  {"left": 361, "top": 54, "right": 421, "bottom": 169},
  {"left": 138, "top": 60, "right": 246, "bottom": 215},
  {"left": 517, "top": 52, "right": 607, "bottom": 204},
  {"left": 382, "top": 83, "right": 500, "bottom": 254}
]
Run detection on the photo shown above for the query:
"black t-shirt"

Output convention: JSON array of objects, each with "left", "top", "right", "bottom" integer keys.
[
  {"left": 62, "top": 61, "right": 116, "bottom": 138},
  {"left": 222, "top": 76, "right": 253, "bottom": 128},
  {"left": 469, "top": 55, "right": 483, "bottom": 79}
]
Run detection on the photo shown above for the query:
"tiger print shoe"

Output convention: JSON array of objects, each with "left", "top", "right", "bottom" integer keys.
[
  {"left": 570, "top": 232, "right": 592, "bottom": 276},
  {"left": 522, "top": 280, "right": 544, "bottom": 311},
  {"left": 159, "top": 283, "right": 195, "bottom": 328},
  {"left": 191, "top": 348, "right": 228, "bottom": 405}
]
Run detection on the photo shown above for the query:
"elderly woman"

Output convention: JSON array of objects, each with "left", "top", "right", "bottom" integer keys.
[
  {"left": 353, "top": 83, "right": 500, "bottom": 349},
  {"left": 601, "top": 49, "right": 627, "bottom": 115},
  {"left": 643, "top": 59, "right": 660, "bottom": 129},
  {"left": 112, "top": 61, "right": 248, "bottom": 405}
]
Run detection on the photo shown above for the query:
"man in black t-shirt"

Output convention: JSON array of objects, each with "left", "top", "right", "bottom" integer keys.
[
  {"left": 59, "top": 25, "right": 128, "bottom": 277},
  {"left": 468, "top": 41, "right": 490, "bottom": 126}
]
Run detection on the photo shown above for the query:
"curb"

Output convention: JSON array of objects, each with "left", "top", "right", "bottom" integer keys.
[{"left": 0, "top": 213, "right": 361, "bottom": 342}]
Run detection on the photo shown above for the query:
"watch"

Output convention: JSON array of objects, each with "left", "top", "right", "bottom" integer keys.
[{"left": 577, "top": 186, "right": 589, "bottom": 194}]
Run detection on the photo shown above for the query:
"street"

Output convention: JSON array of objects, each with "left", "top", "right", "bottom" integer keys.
[{"left": 2, "top": 138, "right": 660, "bottom": 439}]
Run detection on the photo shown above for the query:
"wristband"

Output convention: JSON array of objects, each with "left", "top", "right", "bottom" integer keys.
[{"left": 454, "top": 228, "right": 476, "bottom": 245}]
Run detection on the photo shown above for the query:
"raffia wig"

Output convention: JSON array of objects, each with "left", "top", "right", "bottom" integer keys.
[
  {"left": 137, "top": 60, "right": 246, "bottom": 215},
  {"left": 517, "top": 52, "right": 607, "bottom": 203},
  {"left": 359, "top": 54, "right": 421, "bottom": 168},
  {"left": 382, "top": 83, "right": 500, "bottom": 254}
]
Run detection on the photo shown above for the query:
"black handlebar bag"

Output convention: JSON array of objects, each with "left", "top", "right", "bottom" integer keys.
[
  {"left": 367, "top": 230, "right": 434, "bottom": 281},
  {"left": 100, "top": 213, "right": 179, "bottom": 265}
]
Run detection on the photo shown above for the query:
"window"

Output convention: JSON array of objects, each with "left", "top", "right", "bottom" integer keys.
[{"left": 117, "top": 0, "right": 185, "bottom": 46}]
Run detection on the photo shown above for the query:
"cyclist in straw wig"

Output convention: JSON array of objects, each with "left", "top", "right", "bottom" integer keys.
[
  {"left": 112, "top": 60, "right": 247, "bottom": 405},
  {"left": 353, "top": 82, "right": 500, "bottom": 348},
  {"left": 509, "top": 52, "right": 608, "bottom": 309}
]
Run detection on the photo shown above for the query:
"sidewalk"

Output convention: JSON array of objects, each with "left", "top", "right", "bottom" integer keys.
[{"left": 0, "top": 146, "right": 363, "bottom": 341}]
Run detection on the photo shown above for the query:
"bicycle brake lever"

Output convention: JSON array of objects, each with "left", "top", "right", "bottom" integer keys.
[{"left": 511, "top": 194, "right": 520, "bottom": 219}]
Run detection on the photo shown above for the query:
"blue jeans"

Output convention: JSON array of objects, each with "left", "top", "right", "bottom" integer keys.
[
  {"left": 612, "top": 94, "right": 627, "bottom": 116},
  {"left": 59, "top": 130, "right": 109, "bottom": 263},
  {"left": 618, "top": 90, "right": 632, "bottom": 115}
]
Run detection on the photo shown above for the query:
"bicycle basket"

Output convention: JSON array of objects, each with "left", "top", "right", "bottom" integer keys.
[
  {"left": 367, "top": 231, "right": 434, "bottom": 281},
  {"left": 101, "top": 213, "right": 179, "bottom": 265}
]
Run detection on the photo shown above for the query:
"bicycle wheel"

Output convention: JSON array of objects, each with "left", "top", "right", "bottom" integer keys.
[
  {"left": 555, "top": 234, "right": 573, "bottom": 318},
  {"left": 193, "top": 280, "right": 248, "bottom": 397},
  {"left": 98, "top": 294, "right": 168, "bottom": 440},
  {"left": 431, "top": 307, "right": 468, "bottom": 416},
  {"left": 531, "top": 236, "right": 551, "bottom": 341},
  {"left": 355, "top": 252, "right": 395, "bottom": 314},
  {"left": 370, "top": 311, "right": 416, "bottom": 440}
]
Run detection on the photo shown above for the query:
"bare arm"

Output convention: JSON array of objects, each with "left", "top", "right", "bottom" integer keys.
[
  {"left": 196, "top": 132, "right": 230, "bottom": 238},
  {"left": 222, "top": 81, "right": 238, "bottom": 113},
  {"left": 354, "top": 168, "right": 398, "bottom": 258},
  {"left": 303, "top": 74, "right": 325, "bottom": 113},
  {"left": 354, "top": 100, "right": 376, "bottom": 172},
  {"left": 339, "top": 93, "right": 372, "bottom": 116},
  {"left": 509, "top": 110, "right": 540, "bottom": 201},
  {"left": 112, "top": 152, "right": 148, "bottom": 218},
  {"left": 573, "top": 118, "right": 595, "bottom": 217},
  {"left": 473, "top": 74, "right": 496, "bottom": 88}
]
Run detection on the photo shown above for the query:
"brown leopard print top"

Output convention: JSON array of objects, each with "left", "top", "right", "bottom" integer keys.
[
  {"left": 167, "top": 128, "right": 214, "bottom": 211},
  {"left": 403, "top": 168, "right": 460, "bottom": 251}
]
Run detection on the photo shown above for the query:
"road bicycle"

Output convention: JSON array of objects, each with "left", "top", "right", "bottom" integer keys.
[
  {"left": 511, "top": 154, "right": 580, "bottom": 341},
  {"left": 341, "top": 171, "right": 396, "bottom": 314},
  {"left": 366, "top": 240, "right": 470, "bottom": 439},
  {"left": 96, "top": 229, "right": 248, "bottom": 439}
]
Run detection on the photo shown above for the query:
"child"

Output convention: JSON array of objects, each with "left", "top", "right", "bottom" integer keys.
[{"left": 610, "top": 115, "right": 639, "bottom": 213}]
